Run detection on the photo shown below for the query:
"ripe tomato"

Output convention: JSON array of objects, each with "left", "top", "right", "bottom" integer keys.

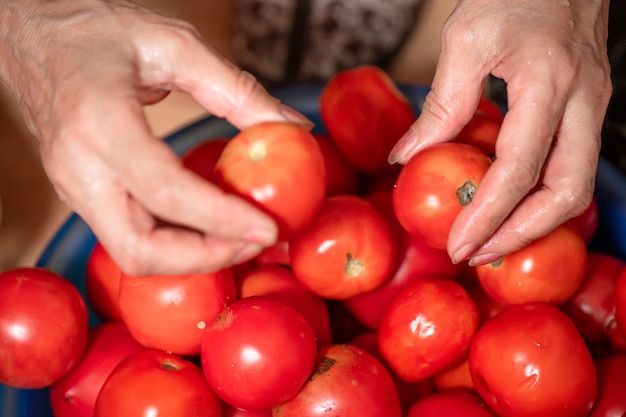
[
  {"left": 378, "top": 277, "right": 479, "bottom": 382},
  {"left": 589, "top": 353, "right": 626, "bottom": 417},
  {"left": 253, "top": 240, "right": 290, "bottom": 268},
  {"left": 236, "top": 265, "right": 333, "bottom": 348},
  {"left": 181, "top": 136, "right": 229, "bottom": 182},
  {"left": 214, "top": 121, "right": 326, "bottom": 240},
  {"left": 0, "top": 267, "right": 89, "bottom": 389},
  {"left": 290, "top": 194, "right": 397, "bottom": 300},
  {"left": 561, "top": 252, "right": 626, "bottom": 352},
  {"left": 613, "top": 267, "right": 626, "bottom": 342},
  {"left": 85, "top": 241, "right": 122, "bottom": 321},
  {"left": 272, "top": 344, "right": 402, "bottom": 417},
  {"left": 94, "top": 348, "right": 221, "bottom": 417},
  {"left": 432, "top": 358, "right": 475, "bottom": 393},
  {"left": 49, "top": 321, "right": 144, "bottom": 417},
  {"left": 404, "top": 390, "right": 499, "bottom": 417},
  {"left": 201, "top": 296, "right": 317, "bottom": 411},
  {"left": 393, "top": 142, "right": 492, "bottom": 251},
  {"left": 118, "top": 269, "right": 236, "bottom": 356},
  {"left": 222, "top": 402, "right": 272, "bottom": 416},
  {"left": 320, "top": 65, "right": 415, "bottom": 176},
  {"left": 454, "top": 97, "right": 503, "bottom": 157},
  {"left": 469, "top": 303, "right": 597, "bottom": 417},
  {"left": 475, "top": 224, "right": 587, "bottom": 306},
  {"left": 567, "top": 196, "right": 599, "bottom": 244}
]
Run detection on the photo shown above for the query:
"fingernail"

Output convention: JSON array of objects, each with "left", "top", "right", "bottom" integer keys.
[
  {"left": 280, "top": 104, "right": 314, "bottom": 130},
  {"left": 469, "top": 253, "right": 502, "bottom": 267},
  {"left": 233, "top": 243, "right": 265, "bottom": 265},
  {"left": 451, "top": 243, "right": 479, "bottom": 264},
  {"left": 244, "top": 227, "right": 277, "bottom": 246},
  {"left": 388, "top": 128, "right": 419, "bottom": 165}
]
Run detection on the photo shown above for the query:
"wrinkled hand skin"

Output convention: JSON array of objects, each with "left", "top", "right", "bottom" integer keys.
[
  {"left": 389, "top": 0, "right": 613, "bottom": 267},
  {"left": 0, "top": 0, "right": 313, "bottom": 276}
]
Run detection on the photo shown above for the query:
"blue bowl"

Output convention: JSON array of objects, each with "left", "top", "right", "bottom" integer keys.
[{"left": 1, "top": 84, "right": 625, "bottom": 417}]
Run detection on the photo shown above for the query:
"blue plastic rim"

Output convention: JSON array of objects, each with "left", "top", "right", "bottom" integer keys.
[{"left": 2, "top": 83, "right": 625, "bottom": 417}]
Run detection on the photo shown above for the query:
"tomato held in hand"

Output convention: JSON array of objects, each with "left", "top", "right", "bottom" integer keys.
[
  {"left": 393, "top": 142, "right": 492, "bottom": 251},
  {"left": 475, "top": 224, "right": 587, "bottom": 306},
  {"left": 272, "top": 344, "right": 402, "bottom": 417},
  {"left": 0, "top": 267, "right": 89, "bottom": 389},
  {"left": 118, "top": 269, "right": 236, "bottom": 356},
  {"left": 290, "top": 194, "right": 397, "bottom": 300},
  {"left": 201, "top": 296, "right": 317, "bottom": 411},
  {"left": 94, "top": 349, "right": 221, "bottom": 417},
  {"left": 214, "top": 121, "right": 326, "bottom": 240},
  {"left": 469, "top": 303, "right": 597, "bottom": 417},
  {"left": 49, "top": 321, "right": 144, "bottom": 417},
  {"left": 378, "top": 277, "right": 479, "bottom": 382}
]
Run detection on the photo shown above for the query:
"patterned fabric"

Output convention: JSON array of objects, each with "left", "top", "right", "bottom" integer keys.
[{"left": 233, "top": 0, "right": 424, "bottom": 88}]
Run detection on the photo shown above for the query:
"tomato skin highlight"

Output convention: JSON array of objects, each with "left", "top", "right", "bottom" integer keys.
[
  {"left": 393, "top": 142, "right": 492, "bottom": 251},
  {"left": 214, "top": 121, "right": 326, "bottom": 240},
  {"left": 0, "top": 267, "right": 89, "bottom": 389},
  {"left": 201, "top": 296, "right": 318, "bottom": 411},
  {"left": 378, "top": 276, "right": 480, "bottom": 383},
  {"left": 290, "top": 194, "right": 397, "bottom": 300},
  {"left": 469, "top": 303, "right": 597, "bottom": 417}
]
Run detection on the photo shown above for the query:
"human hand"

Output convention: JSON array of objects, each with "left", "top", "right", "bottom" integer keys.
[
  {"left": 388, "top": 0, "right": 612, "bottom": 266},
  {"left": 0, "top": 0, "right": 312, "bottom": 276}
]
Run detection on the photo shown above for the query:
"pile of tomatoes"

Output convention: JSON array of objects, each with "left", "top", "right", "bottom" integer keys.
[{"left": 2, "top": 65, "right": 626, "bottom": 417}]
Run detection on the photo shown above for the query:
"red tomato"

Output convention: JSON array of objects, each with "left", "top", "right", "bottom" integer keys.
[
  {"left": 393, "top": 142, "right": 492, "bottom": 251},
  {"left": 49, "top": 321, "right": 144, "bottom": 417},
  {"left": 214, "top": 121, "right": 326, "bottom": 240},
  {"left": 313, "top": 133, "right": 361, "bottom": 196},
  {"left": 272, "top": 344, "right": 402, "bottom": 417},
  {"left": 589, "top": 353, "right": 626, "bottom": 417},
  {"left": 404, "top": 390, "right": 499, "bottom": 417},
  {"left": 236, "top": 265, "right": 333, "bottom": 348},
  {"left": 0, "top": 267, "right": 89, "bottom": 389},
  {"left": 432, "top": 357, "right": 475, "bottom": 392},
  {"left": 222, "top": 402, "right": 272, "bottom": 417},
  {"left": 94, "top": 348, "right": 221, "bottom": 417},
  {"left": 475, "top": 224, "right": 587, "bottom": 306},
  {"left": 349, "top": 331, "right": 435, "bottom": 410},
  {"left": 181, "top": 137, "right": 229, "bottom": 182},
  {"left": 290, "top": 194, "right": 397, "bottom": 300},
  {"left": 320, "top": 65, "right": 415, "bottom": 176},
  {"left": 201, "top": 296, "right": 317, "bottom": 411},
  {"left": 118, "top": 269, "right": 236, "bottom": 356},
  {"left": 561, "top": 252, "right": 626, "bottom": 352},
  {"left": 469, "top": 303, "right": 597, "bottom": 417},
  {"left": 378, "top": 277, "right": 479, "bottom": 382},
  {"left": 85, "top": 241, "right": 122, "bottom": 321},
  {"left": 613, "top": 267, "right": 626, "bottom": 342}
]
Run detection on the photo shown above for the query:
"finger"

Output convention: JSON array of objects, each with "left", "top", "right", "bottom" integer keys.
[
  {"left": 136, "top": 26, "right": 313, "bottom": 130},
  {"left": 102, "top": 98, "right": 279, "bottom": 247},
  {"left": 464, "top": 84, "right": 605, "bottom": 265},
  {"left": 447, "top": 75, "right": 568, "bottom": 264},
  {"left": 388, "top": 21, "right": 488, "bottom": 164},
  {"left": 84, "top": 183, "right": 265, "bottom": 276}
]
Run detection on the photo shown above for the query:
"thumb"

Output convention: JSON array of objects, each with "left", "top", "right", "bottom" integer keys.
[{"left": 388, "top": 49, "right": 487, "bottom": 165}]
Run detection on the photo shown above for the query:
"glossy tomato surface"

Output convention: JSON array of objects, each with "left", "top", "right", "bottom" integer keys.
[
  {"left": 93, "top": 349, "right": 221, "bottom": 417},
  {"left": 290, "top": 194, "right": 397, "bottom": 300},
  {"left": 0, "top": 267, "right": 89, "bottom": 389},
  {"left": 118, "top": 269, "right": 236, "bottom": 355},
  {"left": 469, "top": 303, "right": 597, "bottom": 417},
  {"left": 214, "top": 121, "right": 326, "bottom": 240},
  {"left": 85, "top": 242, "right": 122, "bottom": 321},
  {"left": 475, "top": 224, "right": 587, "bottom": 306},
  {"left": 405, "top": 390, "right": 499, "bottom": 417},
  {"left": 201, "top": 296, "right": 317, "bottom": 411},
  {"left": 393, "top": 142, "right": 492, "bottom": 251},
  {"left": 272, "top": 344, "right": 402, "bottom": 417},
  {"left": 378, "top": 277, "right": 479, "bottom": 382}
]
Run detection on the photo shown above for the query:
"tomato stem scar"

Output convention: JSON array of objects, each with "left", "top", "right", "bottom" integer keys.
[
  {"left": 457, "top": 181, "right": 478, "bottom": 206},
  {"left": 345, "top": 253, "right": 365, "bottom": 277}
]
